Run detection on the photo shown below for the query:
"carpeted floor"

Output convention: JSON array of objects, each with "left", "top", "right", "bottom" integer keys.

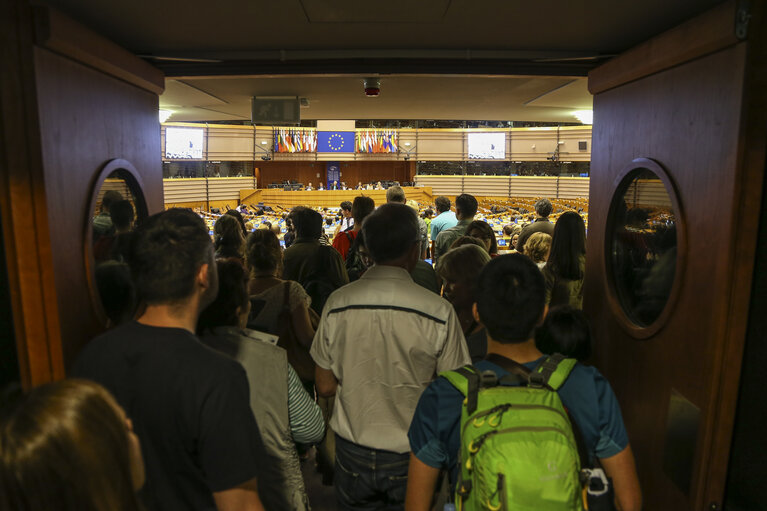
[{"left": 302, "top": 447, "right": 338, "bottom": 510}]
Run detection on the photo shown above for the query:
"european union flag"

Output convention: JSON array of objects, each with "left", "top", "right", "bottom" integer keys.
[{"left": 317, "top": 131, "right": 355, "bottom": 153}]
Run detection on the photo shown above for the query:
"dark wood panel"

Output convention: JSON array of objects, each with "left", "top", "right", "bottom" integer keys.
[
  {"left": 0, "top": 0, "right": 65, "bottom": 389},
  {"left": 34, "top": 47, "right": 163, "bottom": 371},
  {"left": 33, "top": 6, "right": 164, "bottom": 94},
  {"left": 258, "top": 161, "right": 412, "bottom": 188},
  {"left": 586, "top": 40, "right": 764, "bottom": 510},
  {"left": 588, "top": 0, "right": 739, "bottom": 94}
]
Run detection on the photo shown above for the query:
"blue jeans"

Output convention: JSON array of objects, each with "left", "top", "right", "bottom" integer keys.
[{"left": 334, "top": 434, "right": 410, "bottom": 511}]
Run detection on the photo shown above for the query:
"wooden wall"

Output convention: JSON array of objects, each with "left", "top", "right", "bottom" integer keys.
[
  {"left": 256, "top": 160, "right": 415, "bottom": 187},
  {"left": 584, "top": 2, "right": 766, "bottom": 509},
  {"left": 0, "top": 3, "right": 164, "bottom": 386}
]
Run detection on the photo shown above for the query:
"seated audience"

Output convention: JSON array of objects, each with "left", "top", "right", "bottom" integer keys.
[
  {"left": 214, "top": 214, "right": 245, "bottom": 262},
  {"left": 543, "top": 211, "right": 586, "bottom": 308},
  {"left": 464, "top": 220, "right": 499, "bottom": 256},
  {"left": 198, "top": 259, "right": 324, "bottom": 511},
  {"left": 524, "top": 231, "right": 552, "bottom": 268},
  {"left": 535, "top": 305, "right": 593, "bottom": 361},
  {"left": 435, "top": 244, "right": 492, "bottom": 361},
  {"left": 72, "top": 208, "right": 266, "bottom": 511},
  {"left": 407, "top": 254, "right": 642, "bottom": 511},
  {"left": 0, "top": 379, "right": 144, "bottom": 511},
  {"left": 245, "top": 229, "right": 317, "bottom": 381},
  {"left": 310, "top": 203, "right": 469, "bottom": 511}
]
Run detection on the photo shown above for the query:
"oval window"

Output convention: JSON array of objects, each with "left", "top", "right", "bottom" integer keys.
[{"left": 607, "top": 159, "right": 683, "bottom": 332}]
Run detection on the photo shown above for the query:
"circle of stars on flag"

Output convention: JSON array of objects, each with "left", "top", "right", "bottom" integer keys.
[{"left": 329, "top": 133, "right": 345, "bottom": 151}]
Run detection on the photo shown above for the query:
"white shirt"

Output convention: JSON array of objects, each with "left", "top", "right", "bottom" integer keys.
[{"left": 310, "top": 265, "right": 469, "bottom": 452}]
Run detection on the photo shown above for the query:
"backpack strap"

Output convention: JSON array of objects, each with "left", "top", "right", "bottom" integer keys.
[
  {"left": 532, "top": 353, "right": 577, "bottom": 390},
  {"left": 440, "top": 366, "right": 482, "bottom": 414}
]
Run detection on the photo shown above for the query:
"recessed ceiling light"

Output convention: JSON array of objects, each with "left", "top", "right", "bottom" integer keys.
[{"left": 573, "top": 110, "right": 593, "bottom": 124}]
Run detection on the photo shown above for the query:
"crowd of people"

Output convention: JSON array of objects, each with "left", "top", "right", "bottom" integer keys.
[{"left": 0, "top": 189, "right": 642, "bottom": 511}]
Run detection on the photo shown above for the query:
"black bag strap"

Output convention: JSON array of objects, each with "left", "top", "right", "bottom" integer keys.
[
  {"left": 454, "top": 366, "right": 481, "bottom": 415},
  {"left": 483, "top": 353, "right": 591, "bottom": 470}
]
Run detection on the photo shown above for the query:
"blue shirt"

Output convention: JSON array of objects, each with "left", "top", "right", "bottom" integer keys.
[
  {"left": 430, "top": 211, "right": 457, "bottom": 240},
  {"left": 407, "top": 358, "right": 629, "bottom": 484}
]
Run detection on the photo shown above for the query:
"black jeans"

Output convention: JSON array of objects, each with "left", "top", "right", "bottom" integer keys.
[{"left": 334, "top": 434, "right": 409, "bottom": 511}]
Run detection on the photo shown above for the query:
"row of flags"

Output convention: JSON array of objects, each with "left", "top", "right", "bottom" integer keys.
[
  {"left": 274, "top": 129, "right": 317, "bottom": 153},
  {"left": 356, "top": 129, "right": 399, "bottom": 153},
  {"left": 274, "top": 129, "right": 400, "bottom": 153}
]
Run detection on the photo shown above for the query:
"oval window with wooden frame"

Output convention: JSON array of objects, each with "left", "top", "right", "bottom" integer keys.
[
  {"left": 605, "top": 158, "right": 685, "bottom": 338},
  {"left": 86, "top": 159, "right": 148, "bottom": 328}
]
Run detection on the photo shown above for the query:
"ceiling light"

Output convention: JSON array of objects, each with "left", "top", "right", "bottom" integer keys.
[
  {"left": 573, "top": 110, "right": 593, "bottom": 124},
  {"left": 261, "top": 140, "right": 268, "bottom": 145},
  {"left": 159, "top": 110, "right": 173, "bottom": 123},
  {"left": 404, "top": 142, "right": 411, "bottom": 147}
]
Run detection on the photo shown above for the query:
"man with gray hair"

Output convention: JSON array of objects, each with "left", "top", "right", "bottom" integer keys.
[
  {"left": 311, "top": 203, "right": 469, "bottom": 510},
  {"left": 515, "top": 197, "right": 555, "bottom": 254},
  {"left": 386, "top": 185, "right": 428, "bottom": 259}
]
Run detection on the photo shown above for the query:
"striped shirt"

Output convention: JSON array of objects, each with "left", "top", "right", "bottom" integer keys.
[{"left": 286, "top": 363, "right": 325, "bottom": 443}]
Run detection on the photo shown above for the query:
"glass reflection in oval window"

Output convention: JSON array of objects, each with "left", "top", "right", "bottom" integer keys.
[
  {"left": 91, "top": 169, "right": 146, "bottom": 326},
  {"left": 610, "top": 168, "right": 677, "bottom": 327}
]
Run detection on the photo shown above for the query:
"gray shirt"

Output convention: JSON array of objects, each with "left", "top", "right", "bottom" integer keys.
[{"left": 310, "top": 265, "right": 470, "bottom": 452}]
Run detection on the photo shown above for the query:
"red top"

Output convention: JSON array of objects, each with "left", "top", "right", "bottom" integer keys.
[{"left": 332, "top": 229, "right": 357, "bottom": 260}]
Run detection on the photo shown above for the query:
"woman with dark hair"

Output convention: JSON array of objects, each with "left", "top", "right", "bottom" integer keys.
[
  {"left": 225, "top": 209, "right": 248, "bottom": 236},
  {"left": 213, "top": 214, "right": 245, "bottom": 261},
  {"left": 0, "top": 379, "right": 144, "bottom": 511},
  {"left": 244, "top": 230, "right": 316, "bottom": 360},
  {"left": 197, "top": 259, "right": 323, "bottom": 511},
  {"left": 464, "top": 220, "right": 499, "bottom": 256},
  {"left": 543, "top": 211, "right": 587, "bottom": 308}
]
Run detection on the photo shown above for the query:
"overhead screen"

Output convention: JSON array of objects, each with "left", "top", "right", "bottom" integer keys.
[
  {"left": 165, "top": 127, "right": 204, "bottom": 159},
  {"left": 251, "top": 96, "right": 300, "bottom": 125},
  {"left": 467, "top": 132, "right": 505, "bottom": 159}
]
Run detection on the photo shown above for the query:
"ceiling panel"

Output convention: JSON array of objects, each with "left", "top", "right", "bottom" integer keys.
[{"left": 159, "top": 75, "right": 593, "bottom": 122}]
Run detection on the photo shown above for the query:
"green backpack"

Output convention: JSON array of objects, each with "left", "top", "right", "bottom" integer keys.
[{"left": 440, "top": 353, "right": 587, "bottom": 511}]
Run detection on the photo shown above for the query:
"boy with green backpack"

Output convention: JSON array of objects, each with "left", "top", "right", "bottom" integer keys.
[{"left": 406, "top": 254, "right": 641, "bottom": 511}]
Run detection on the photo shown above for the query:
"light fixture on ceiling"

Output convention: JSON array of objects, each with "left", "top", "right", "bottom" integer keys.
[
  {"left": 159, "top": 110, "right": 173, "bottom": 123},
  {"left": 573, "top": 110, "right": 593, "bottom": 124}
]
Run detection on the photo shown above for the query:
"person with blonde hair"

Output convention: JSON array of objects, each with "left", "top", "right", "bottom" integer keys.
[
  {"left": 0, "top": 379, "right": 144, "bottom": 511},
  {"left": 523, "top": 231, "right": 552, "bottom": 269}
]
